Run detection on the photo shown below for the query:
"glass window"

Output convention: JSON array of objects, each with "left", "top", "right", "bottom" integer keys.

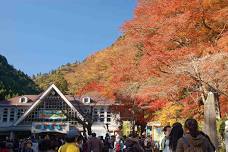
[
  {"left": 17, "top": 109, "right": 25, "bottom": 119},
  {"left": 93, "top": 108, "right": 99, "bottom": 122},
  {"left": 107, "top": 111, "right": 111, "bottom": 122},
  {"left": 3, "top": 108, "right": 8, "bottom": 122},
  {"left": 100, "top": 108, "right": 104, "bottom": 122},
  {"left": 17, "top": 109, "right": 21, "bottom": 119},
  {"left": 20, "top": 97, "right": 28, "bottom": 103},
  {"left": 84, "top": 108, "right": 90, "bottom": 114},
  {"left": 83, "top": 97, "right": 90, "bottom": 103},
  {"left": 10, "top": 108, "right": 15, "bottom": 122}
]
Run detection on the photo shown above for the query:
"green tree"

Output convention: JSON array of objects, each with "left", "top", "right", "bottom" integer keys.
[
  {"left": 34, "top": 71, "right": 68, "bottom": 94},
  {"left": 0, "top": 54, "right": 40, "bottom": 99}
]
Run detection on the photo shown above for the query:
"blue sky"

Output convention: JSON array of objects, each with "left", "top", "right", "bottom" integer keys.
[{"left": 0, "top": 0, "right": 136, "bottom": 76}]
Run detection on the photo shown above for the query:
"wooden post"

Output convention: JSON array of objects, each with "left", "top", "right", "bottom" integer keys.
[
  {"left": 204, "top": 92, "right": 218, "bottom": 149},
  {"left": 225, "top": 121, "right": 228, "bottom": 152}
]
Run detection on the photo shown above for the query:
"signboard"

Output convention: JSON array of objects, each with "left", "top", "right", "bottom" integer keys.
[
  {"left": 31, "top": 122, "right": 69, "bottom": 134},
  {"left": 38, "top": 110, "right": 67, "bottom": 120},
  {"left": 122, "top": 121, "right": 131, "bottom": 136},
  {"left": 146, "top": 126, "right": 152, "bottom": 137},
  {"left": 153, "top": 127, "right": 164, "bottom": 142}
]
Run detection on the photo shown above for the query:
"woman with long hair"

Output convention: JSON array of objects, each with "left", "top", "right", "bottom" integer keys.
[
  {"left": 169, "top": 122, "right": 183, "bottom": 152},
  {"left": 176, "top": 118, "right": 214, "bottom": 152}
]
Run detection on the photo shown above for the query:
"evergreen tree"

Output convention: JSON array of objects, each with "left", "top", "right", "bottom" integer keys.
[{"left": 0, "top": 54, "right": 40, "bottom": 99}]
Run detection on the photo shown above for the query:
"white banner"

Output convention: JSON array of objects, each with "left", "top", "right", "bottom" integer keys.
[{"left": 31, "top": 122, "right": 69, "bottom": 134}]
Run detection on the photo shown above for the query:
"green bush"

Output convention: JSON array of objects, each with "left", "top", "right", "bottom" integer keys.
[{"left": 219, "top": 119, "right": 226, "bottom": 139}]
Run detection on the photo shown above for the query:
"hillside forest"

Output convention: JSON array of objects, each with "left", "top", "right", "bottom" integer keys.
[{"left": 11, "top": 0, "right": 228, "bottom": 124}]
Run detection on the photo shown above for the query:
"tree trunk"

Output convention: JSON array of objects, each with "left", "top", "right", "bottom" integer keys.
[
  {"left": 83, "top": 125, "right": 87, "bottom": 137},
  {"left": 87, "top": 123, "right": 92, "bottom": 135},
  {"left": 132, "top": 120, "right": 136, "bottom": 134},
  {"left": 204, "top": 92, "right": 218, "bottom": 150}
]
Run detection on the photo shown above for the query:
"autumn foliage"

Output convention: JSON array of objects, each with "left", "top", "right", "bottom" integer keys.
[{"left": 39, "top": 0, "right": 228, "bottom": 122}]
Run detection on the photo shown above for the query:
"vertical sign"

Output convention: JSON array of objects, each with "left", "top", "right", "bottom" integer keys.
[{"left": 225, "top": 121, "right": 228, "bottom": 152}]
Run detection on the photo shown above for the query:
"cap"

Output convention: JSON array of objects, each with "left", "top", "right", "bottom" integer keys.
[{"left": 66, "top": 128, "right": 80, "bottom": 138}]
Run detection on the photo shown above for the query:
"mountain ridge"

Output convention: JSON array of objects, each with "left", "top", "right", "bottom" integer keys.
[{"left": 0, "top": 54, "right": 40, "bottom": 100}]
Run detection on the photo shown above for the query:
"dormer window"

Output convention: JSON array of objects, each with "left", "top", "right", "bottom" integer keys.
[
  {"left": 19, "top": 96, "right": 28, "bottom": 103},
  {"left": 83, "top": 97, "right": 91, "bottom": 104}
]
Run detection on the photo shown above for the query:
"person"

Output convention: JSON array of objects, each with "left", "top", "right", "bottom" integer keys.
[
  {"left": 119, "top": 138, "right": 125, "bottom": 152},
  {"left": 144, "top": 135, "right": 153, "bottom": 152},
  {"left": 176, "top": 118, "right": 214, "bottom": 152},
  {"left": 13, "top": 139, "right": 19, "bottom": 152},
  {"left": 160, "top": 125, "right": 171, "bottom": 152},
  {"left": 22, "top": 140, "right": 34, "bottom": 152},
  {"left": 76, "top": 135, "right": 84, "bottom": 152},
  {"left": 169, "top": 122, "right": 183, "bottom": 152},
  {"left": 138, "top": 136, "right": 145, "bottom": 150},
  {"left": 110, "top": 135, "right": 116, "bottom": 152},
  {"left": 87, "top": 133, "right": 103, "bottom": 152},
  {"left": 125, "top": 133, "right": 144, "bottom": 152},
  {"left": 52, "top": 138, "right": 63, "bottom": 152},
  {"left": 103, "top": 134, "right": 112, "bottom": 152},
  {"left": 114, "top": 138, "right": 121, "bottom": 152},
  {"left": 114, "top": 135, "right": 124, "bottom": 152},
  {"left": 199, "top": 131, "right": 215, "bottom": 151},
  {"left": 99, "top": 136, "right": 104, "bottom": 144},
  {"left": 58, "top": 129, "right": 80, "bottom": 152},
  {"left": 0, "top": 141, "right": 9, "bottom": 152},
  {"left": 82, "top": 137, "right": 88, "bottom": 152},
  {"left": 38, "top": 139, "right": 55, "bottom": 152}
]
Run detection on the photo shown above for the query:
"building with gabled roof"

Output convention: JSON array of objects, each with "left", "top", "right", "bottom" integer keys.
[{"left": 0, "top": 84, "right": 120, "bottom": 139}]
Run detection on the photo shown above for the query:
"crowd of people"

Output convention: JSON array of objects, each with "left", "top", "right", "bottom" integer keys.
[
  {"left": 160, "top": 119, "right": 215, "bottom": 152},
  {"left": 0, "top": 118, "right": 216, "bottom": 152}
]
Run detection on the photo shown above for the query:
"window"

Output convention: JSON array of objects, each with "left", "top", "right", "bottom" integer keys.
[
  {"left": 83, "top": 97, "right": 90, "bottom": 104},
  {"left": 100, "top": 108, "right": 104, "bottom": 122},
  {"left": 17, "top": 109, "right": 22, "bottom": 119},
  {"left": 107, "top": 111, "right": 111, "bottom": 122},
  {"left": 84, "top": 108, "right": 90, "bottom": 114},
  {"left": 3, "top": 108, "right": 8, "bottom": 122},
  {"left": 10, "top": 108, "right": 15, "bottom": 122},
  {"left": 93, "top": 108, "right": 98, "bottom": 122},
  {"left": 19, "top": 97, "right": 28, "bottom": 103}
]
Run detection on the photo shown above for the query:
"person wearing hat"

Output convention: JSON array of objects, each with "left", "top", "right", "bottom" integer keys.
[{"left": 58, "top": 129, "right": 80, "bottom": 152}]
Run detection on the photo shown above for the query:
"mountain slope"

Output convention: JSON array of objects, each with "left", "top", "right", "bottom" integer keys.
[
  {"left": 0, "top": 54, "right": 40, "bottom": 99},
  {"left": 35, "top": 0, "right": 228, "bottom": 121}
]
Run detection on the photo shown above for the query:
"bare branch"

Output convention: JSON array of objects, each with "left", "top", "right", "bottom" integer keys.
[{"left": 215, "top": 23, "right": 227, "bottom": 42}]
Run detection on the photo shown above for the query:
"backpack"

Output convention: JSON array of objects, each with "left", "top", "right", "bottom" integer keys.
[
  {"left": 182, "top": 137, "right": 204, "bottom": 152},
  {"left": 126, "top": 146, "right": 136, "bottom": 152},
  {"left": 115, "top": 143, "right": 121, "bottom": 152}
]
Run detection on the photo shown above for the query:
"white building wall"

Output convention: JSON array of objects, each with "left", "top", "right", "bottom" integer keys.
[
  {"left": 0, "top": 107, "right": 27, "bottom": 127},
  {"left": 0, "top": 107, "right": 12, "bottom": 127},
  {"left": 0, "top": 104, "right": 120, "bottom": 138},
  {"left": 91, "top": 105, "right": 120, "bottom": 137}
]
